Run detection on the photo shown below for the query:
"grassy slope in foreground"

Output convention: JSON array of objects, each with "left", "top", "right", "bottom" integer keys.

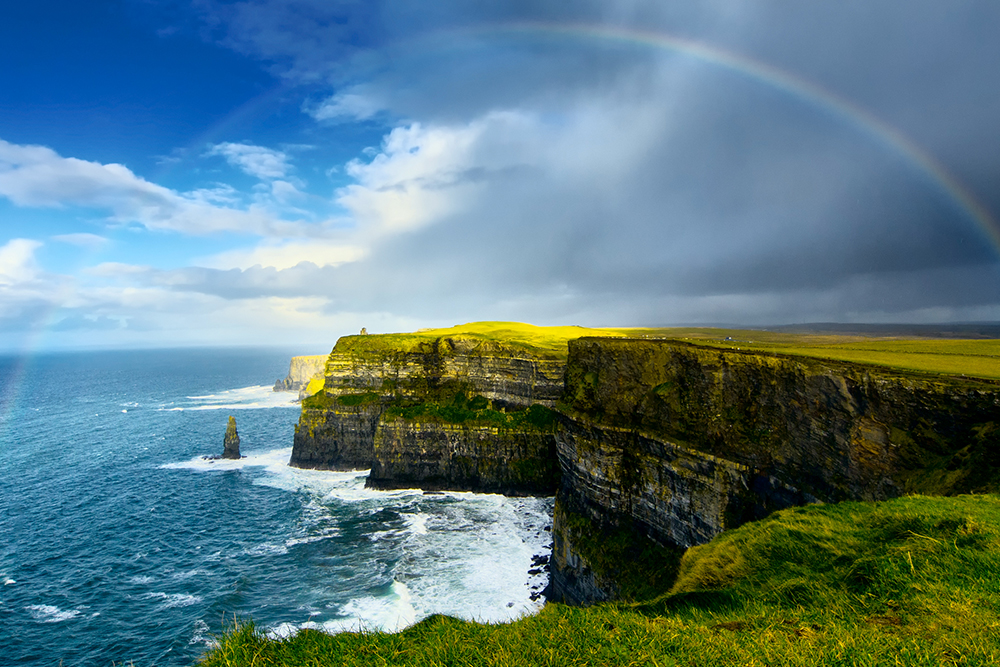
[{"left": 201, "top": 494, "right": 1000, "bottom": 666}]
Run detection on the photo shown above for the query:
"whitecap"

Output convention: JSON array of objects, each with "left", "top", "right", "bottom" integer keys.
[
  {"left": 403, "top": 513, "right": 430, "bottom": 536},
  {"left": 393, "top": 495, "right": 554, "bottom": 625},
  {"left": 245, "top": 543, "right": 289, "bottom": 557},
  {"left": 160, "top": 447, "right": 294, "bottom": 472},
  {"left": 26, "top": 604, "right": 82, "bottom": 623},
  {"left": 268, "top": 581, "right": 417, "bottom": 638},
  {"left": 142, "top": 592, "right": 203, "bottom": 609},
  {"left": 285, "top": 528, "right": 340, "bottom": 547},
  {"left": 158, "top": 385, "right": 299, "bottom": 411},
  {"left": 190, "top": 619, "right": 216, "bottom": 647}
]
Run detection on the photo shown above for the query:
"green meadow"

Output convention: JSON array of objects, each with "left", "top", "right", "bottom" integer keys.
[
  {"left": 201, "top": 494, "right": 1000, "bottom": 666},
  {"left": 330, "top": 321, "right": 640, "bottom": 360}
]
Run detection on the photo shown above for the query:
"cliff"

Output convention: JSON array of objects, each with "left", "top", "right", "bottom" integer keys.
[
  {"left": 548, "top": 337, "right": 1000, "bottom": 603},
  {"left": 285, "top": 323, "right": 1000, "bottom": 604},
  {"left": 273, "top": 355, "right": 327, "bottom": 398},
  {"left": 289, "top": 323, "right": 570, "bottom": 492}
]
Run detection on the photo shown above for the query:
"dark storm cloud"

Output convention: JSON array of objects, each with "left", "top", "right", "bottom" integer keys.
[{"left": 149, "top": 0, "right": 1000, "bottom": 325}]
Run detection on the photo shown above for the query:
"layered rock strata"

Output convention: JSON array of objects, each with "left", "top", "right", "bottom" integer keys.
[
  {"left": 290, "top": 333, "right": 565, "bottom": 486},
  {"left": 548, "top": 337, "right": 1000, "bottom": 603},
  {"left": 368, "top": 418, "right": 558, "bottom": 495}
]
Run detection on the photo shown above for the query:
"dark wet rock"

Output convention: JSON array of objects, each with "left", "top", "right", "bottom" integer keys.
[{"left": 222, "top": 415, "right": 241, "bottom": 459}]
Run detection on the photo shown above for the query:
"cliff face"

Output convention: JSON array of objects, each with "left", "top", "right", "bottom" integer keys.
[
  {"left": 368, "top": 417, "right": 558, "bottom": 495},
  {"left": 290, "top": 396, "right": 381, "bottom": 470},
  {"left": 273, "top": 355, "right": 327, "bottom": 398},
  {"left": 548, "top": 338, "right": 1000, "bottom": 603},
  {"left": 289, "top": 333, "right": 565, "bottom": 491}
]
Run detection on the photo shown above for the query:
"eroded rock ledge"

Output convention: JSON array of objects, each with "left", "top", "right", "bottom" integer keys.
[
  {"left": 288, "top": 328, "right": 1000, "bottom": 604},
  {"left": 290, "top": 331, "right": 563, "bottom": 494}
]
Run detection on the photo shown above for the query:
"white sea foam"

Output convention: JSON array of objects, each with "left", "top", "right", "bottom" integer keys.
[
  {"left": 161, "top": 447, "right": 295, "bottom": 473},
  {"left": 269, "top": 581, "right": 417, "bottom": 638},
  {"left": 162, "top": 447, "right": 424, "bottom": 507},
  {"left": 142, "top": 592, "right": 203, "bottom": 609},
  {"left": 165, "top": 445, "right": 554, "bottom": 635},
  {"left": 26, "top": 604, "right": 82, "bottom": 623},
  {"left": 159, "top": 385, "right": 299, "bottom": 411},
  {"left": 245, "top": 543, "right": 289, "bottom": 557},
  {"left": 403, "top": 513, "right": 430, "bottom": 535},
  {"left": 190, "top": 619, "right": 216, "bottom": 647},
  {"left": 129, "top": 575, "right": 155, "bottom": 585},
  {"left": 395, "top": 495, "right": 554, "bottom": 625},
  {"left": 285, "top": 528, "right": 340, "bottom": 547}
]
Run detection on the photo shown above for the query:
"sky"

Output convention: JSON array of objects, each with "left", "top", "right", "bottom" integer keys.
[{"left": 1, "top": 1, "right": 999, "bottom": 351}]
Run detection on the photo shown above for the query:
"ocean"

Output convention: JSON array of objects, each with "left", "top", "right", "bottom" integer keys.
[{"left": 0, "top": 348, "right": 553, "bottom": 666}]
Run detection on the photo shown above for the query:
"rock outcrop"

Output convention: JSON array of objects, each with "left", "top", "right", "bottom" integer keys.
[
  {"left": 289, "top": 331, "right": 565, "bottom": 490},
  {"left": 222, "top": 415, "right": 241, "bottom": 459}
]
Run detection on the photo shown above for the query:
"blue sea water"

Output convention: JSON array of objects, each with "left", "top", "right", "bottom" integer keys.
[{"left": 0, "top": 349, "right": 553, "bottom": 666}]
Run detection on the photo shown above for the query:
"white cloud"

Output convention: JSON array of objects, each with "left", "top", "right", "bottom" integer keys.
[
  {"left": 197, "top": 240, "right": 366, "bottom": 270},
  {"left": 0, "top": 138, "right": 301, "bottom": 236},
  {"left": 309, "top": 91, "right": 383, "bottom": 122},
  {"left": 0, "top": 238, "right": 42, "bottom": 285},
  {"left": 269, "top": 180, "right": 304, "bottom": 203},
  {"left": 85, "top": 262, "right": 154, "bottom": 278},
  {"left": 51, "top": 233, "right": 109, "bottom": 249},
  {"left": 207, "top": 142, "right": 292, "bottom": 180},
  {"left": 336, "top": 120, "right": 489, "bottom": 235}
]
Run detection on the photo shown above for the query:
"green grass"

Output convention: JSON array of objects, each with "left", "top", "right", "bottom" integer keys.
[
  {"left": 200, "top": 494, "right": 1000, "bottom": 666},
  {"left": 330, "top": 321, "right": 1000, "bottom": 380},
  {"left": 332, "top": 321, "right": 647, "bottom": 360},
  {"left": 383, "top": 393, "right": 558, "bottom": 431},
  {"left": 660, "top": 332, "right": 1000, "bottom": 381}
]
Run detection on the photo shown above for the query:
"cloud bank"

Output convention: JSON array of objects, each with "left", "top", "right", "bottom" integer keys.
[{"left": 0, "top": 0, "right": 998, "bottom": 349}]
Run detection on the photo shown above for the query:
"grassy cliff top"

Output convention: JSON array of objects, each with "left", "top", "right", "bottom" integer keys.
[
  {"left": 328, "top": 321, "right": 1000, "bottom": 379},
  {"left": 331, "top": 321, "right": 646, "bottom": 360},
  {"left": 648, "top": 330, "right": 1000, "bottom": 381},
  {"left": 201, "top": 494, "right": 1000, "bottom": 666}
]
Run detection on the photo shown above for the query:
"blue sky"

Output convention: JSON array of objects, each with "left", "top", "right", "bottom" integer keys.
[{"left": 1, "top": 1, "right": 999, "bottom": 351}]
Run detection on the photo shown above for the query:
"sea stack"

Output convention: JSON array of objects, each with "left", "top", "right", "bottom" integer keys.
[{"left": 222, "top": 415, "right": 241, "bottom": 459}]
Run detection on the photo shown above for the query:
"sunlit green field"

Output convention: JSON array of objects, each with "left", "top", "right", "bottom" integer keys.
[
  {"left": 201, "top": 494, "right": 1000, "bottom": 666},
  {"left": 333, "top": 321, "right": 1000, "bottom": 380},
  {"left": 672, "top": 331, "right": 1000, "bottom": 381},
  {"left": 332, "top": 321, "right": 641, "bottom": 359}
]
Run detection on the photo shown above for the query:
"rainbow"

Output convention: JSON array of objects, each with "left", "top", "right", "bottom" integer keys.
[{"left": 478, "top": 23, "right": 1000, "bottom": 253}]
